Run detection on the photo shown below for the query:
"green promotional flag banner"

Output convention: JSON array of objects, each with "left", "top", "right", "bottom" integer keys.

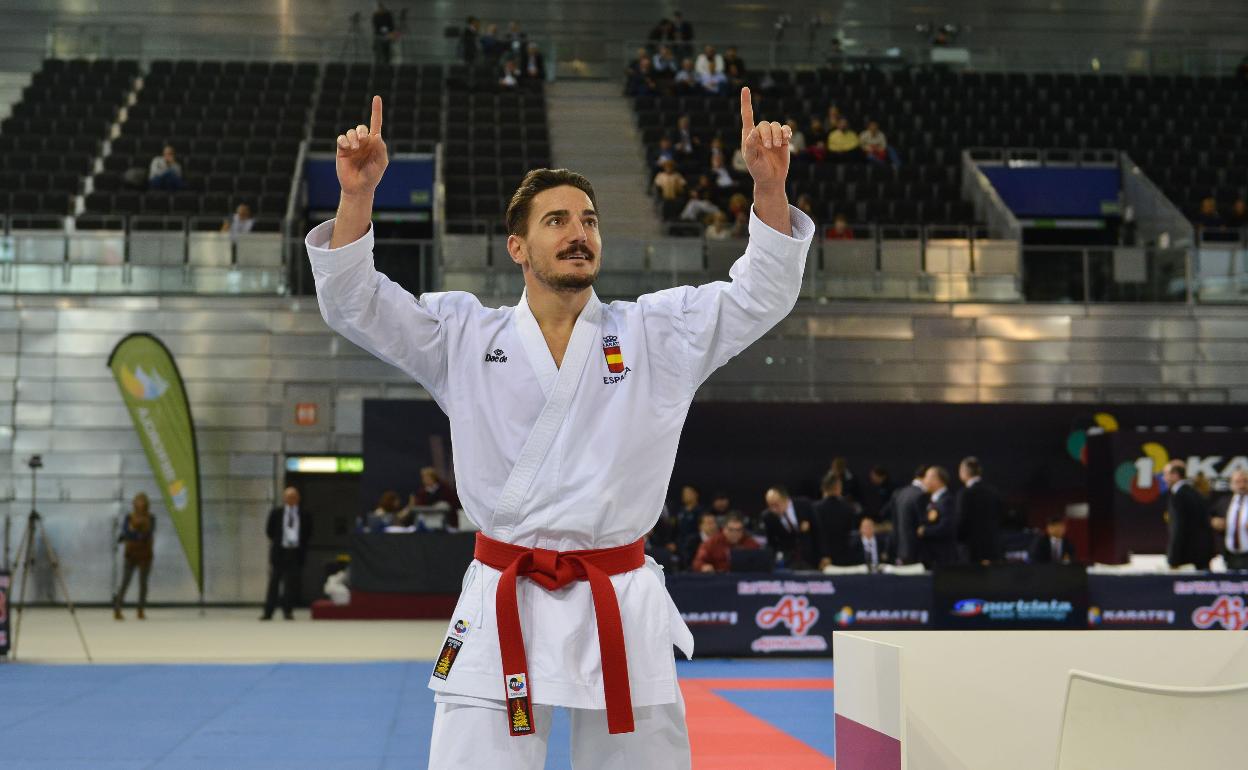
[{"left": 107, "top": 333, "right": 203, "bottom": 593}]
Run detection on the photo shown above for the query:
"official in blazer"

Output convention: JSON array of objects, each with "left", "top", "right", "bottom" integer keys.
[{"left": 263, "top": 486, "right": 312, "bottom": 620}]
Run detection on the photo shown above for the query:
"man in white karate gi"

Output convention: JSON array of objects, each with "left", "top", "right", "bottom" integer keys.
[{"left": 307, "top": 87, "right": 814, "bottom": 769}]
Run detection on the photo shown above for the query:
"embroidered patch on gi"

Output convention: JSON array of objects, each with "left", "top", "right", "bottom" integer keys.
[
  {"left": 602, "top": 335, "right": 624, "bottom": 373},
  {"left": 505, "top": 673, "right": 534, "bottom": 735},
  {"left": 452, "top": 618, "right": 469, "bottom": 637},
  {"left": 484, "top": 348, "right": 508, "bottom": 363},
  {"left": 431, "top": 637, "right": 462, "bottom": 680},
  {"left": 506, "top": 673, "right": 528, "bottom": 697}
]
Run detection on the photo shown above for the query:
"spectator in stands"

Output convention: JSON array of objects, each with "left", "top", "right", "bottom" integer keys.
[
  {"left": 859, "top": 120, "right": 891, "bottom": 164},
  {"left": 626, "top": 47, "right": 649, "bottom": 79},
  {"left": 674, "top": 484, "right": 707, "bottom": 543},
  {"left": 730, "top": 144, "right": 749, "bottom": 173},
  {"left": 707, "top": 135, "right": 726, "bottom": 166},
  {"left": 917, "top": 465, "right": 959, "bottom": 568},
  {"left": 653, "top": 45, "right": 678, "bottom": 75},
  {"left": 674, "top": 114, "right": 699, "bottom": 157},
  {"left": 626, "top": 56, "right": 659, "bottom": 96},
  {"left": 728, "top": 192, "right": 750, "bottom": 237},
  {"left": 360, "top": 490, "right": 410, "bottom": 532},
  {"left": 148, "top": 144, "right": 185, "bottom": 191},
  {"left": 505, "top": 21, "right": 527, "bottom": 56},
  {"left": 698, "top": 59, "right": 728, "bottom": 95},
  {"left": 804, "top": 118, "right": 827, "bottom": 162},
  {"left": 956, "top": 456, "right": 1002, "bottom": 565},
  {"left": 653, "top": 159, "right": 687, "bottom": 204},
  {"left": 849, "top": 516, "right": 894, "bottom": 571},
  {"left": 411, "top": 466, "right": 460, "bottom": 523},
  {"left": 1211, "top": 469, "right": 1248, "bottom": 570},
  {"left": 795, "top": 194, "right": 816, "bottom": 221},
  {"left": 498, "top": 59, "right": 521, "bottom": 89},
  {"left": 1196, "top": 196, "right": 1223, "bottom": 228},
  {"left": 1028, "top": 514, "right": 1077, "bottom": 564},
  {"left": 673, "top": 10, "right": 694, "bottom": 52},
  {"left": 785, "top": 119, "right": 806, "bottom": 155},
  {"left": 522, "top": 42, "right": 546, "bottom": 82},
  {"left": 1230, "top": 198, "right": 1248, "bottom": 229},
  {"left": 826, "top": 213, "right": 854, "bottom": 240},
  {"left": 651, "top": 136, "right": 676, "bottom": 169},
  {"left": 710, "top": 154, "right": 736, "bottom": 191},
  {"left": 263, "top": 486, "right": 312, "bottom": 620},
  {"left": 680, "top": 187, "right": 720, "bottom": 223},
  {"left": 885, "top": 465, "right": 928, "bottom": 565},
  {"left": 705, "top": 211, "right": 732, "bottom": 239},
  {"left": 762, "top": 486, "right": 818, "bottom": 569},
  {"left": 673, "top": 58, "right": 698, "bottom": 94},
  {"left": 825, "top": 105, "right": 842, "bottom": 131},
  {"left": 220, "top": 202, "right": 255, "bottom": 243},
  {"left": 709, "top": 490, "right": 732, "bottom": 516},
  {"left": 683, "top": 510, "right": 720, "bottom": 568},
  {"left": 724, "top": 62, "right": 746, "bottom": 93},
  {"left": 480, "top": 23, "right": 504, "bottom": 64},
  {"left": 722, "top": 45, "right": 746, "bottom": 75},
  {"left": 372, "top": 3, "right": 397, "bottom": 66},
  {"left": 694, "top": 44, "right": 723, "bottom": 76},
  {"left": 113, "top": 491, "right": 155, "bottom": 621},
  {"left": 458, "top": 15, "right": 480, "bottom": 66},
  {"left": 693, "top": 173, "right": 717, "bottom": 204},
  {"left": 1163, "top": 459, "right": 1214, "bottom": 569},
  {"left": 814, "top": 472, "right": 856, "bottom": 568},
  {"left": 693, "top": 513, "right": 759, "bottom": 573},
  {"left": 826, "top": 118, "right": 860, "bottom": 161}
]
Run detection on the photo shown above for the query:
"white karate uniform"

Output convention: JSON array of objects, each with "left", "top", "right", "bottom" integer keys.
[{"left": 306, "top": 205, "right": 814, "bottom": 768}]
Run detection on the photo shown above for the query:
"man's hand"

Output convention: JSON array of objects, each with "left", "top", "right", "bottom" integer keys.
[
  {"left": 738, "top": 87, "right": 792, "bottom": 234},
  {"left": 330, "top": 95, "right": 387, "bottom": 248},
  {"left": 1212, "top": 516, "right": 1227, "bottom": 532}
]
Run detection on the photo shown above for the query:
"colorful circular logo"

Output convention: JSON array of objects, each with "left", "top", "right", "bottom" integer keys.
[
  {"left": 952, "top": 599, "right": 985, "bottom": 617},
  {"left": 1087, "top": 606, "right": 1102, "bottom": 626},
  {"left": 454, "top": 619, "right": 469, "bottom": 635},
  {"left": 1114, "top": 441, "right": 1169, "bottom": 503},
  {"left": 835, "top": 606, "right": 855, "bottom": 627},
  {"left": 1065, "top": 412, "right": 1120, "bottom": 466}
]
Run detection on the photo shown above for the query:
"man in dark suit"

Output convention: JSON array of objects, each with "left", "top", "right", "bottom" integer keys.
[
  {"left": 847, "top": 516, "right": 894, "bottom": 571},
  {"left": 681, "top": 510, "right": 720, "bottom": 570},
  {"left": 956, "top": 456, "right": 1002, "bottom": 565},
  {"left": 1164, "top": 460, "right": 1213, "bottom": 569},
  {"left": 884, "top": 465, "right": 928, "bottom": 565},
  {"left": 813, "top": 472, "right": 857, "bottom": 568},
  {"left": 917, "top": 466, "right": 959, "bottom": 568},
  {"left": 1211, "top": 469, "right": 1248, "bottom": 570},
  {"left": 762, "top": 485, "right": 817, "bottom": 569},
  {"left": 1028, "top": 514, "right": 1078, "bottom": 564},
  {"left": 263, "top": 486, "right": 313, "bottom": 620}
]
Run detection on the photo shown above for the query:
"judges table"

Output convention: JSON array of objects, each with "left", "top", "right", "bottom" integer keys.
[{"left": 350, "top": 532, "right": 476, "bottom": 594}]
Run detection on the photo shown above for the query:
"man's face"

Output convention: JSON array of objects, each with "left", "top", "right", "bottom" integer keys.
[
  {"left": 421, "top": 469, "right": 438, "bottom": 487},
  {"left": 712, "top": 496, "right": 729, "bottom": 513},
  {"left": 699, "top": 514, "right": 718, "bottom": 536},
  {"left": 1232, "top": 471, "right": 1248, "bottom": 495},
  {"left": 283, "top": 487, "right": 300, "bottom": 506},
  {"left": 723, "top": 520, "right": 745, "bottom": 545},
  {"left": 678, "top": 116, "right": 690, "bottom": 130},
  {"left": 959, "top": 463, "right": 972, "bottom": 483},
  {"left": 163, "top": 147, "right": 175, "bottom": 162},
  {"left": 923, "top": 469, "right": 944, "bottom": 493},
  {"left": 765, "top": 490, "right": 788, "bottom": 515},
  {"left": 508, "top": 185, "right": 601, "bottom": 293},
  {"left": 1047, "top": 521, "right": 1067, "bottom": 539},
  {"left": 860, "top": 518, "right": 875, "bottom": 539},
  {"left": 681, "top": 486, "right": 698, "bottom": 507},
  {"left": 1164, "top": 466, "right": 1183, "bottom": 486},
  {"left": 237, "top": 204, "right": 252, "bottom": 220},
  {"left": 837, "top": 118, "right": 849, "bottom": 131},
  {"left": 868, "top": 121, "right": 879, "bottom": 132}
]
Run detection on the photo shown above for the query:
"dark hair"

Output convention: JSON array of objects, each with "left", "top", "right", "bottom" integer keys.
[
  {"left": 698, "top": 510, "right": 717, "bottom": 524},
  {"left": 724, "top": 513, "right": 744, "bottom": 526},
  {"left": 870, "top": 464, "right": 889, "bottom": 479},
  {"left": 913, "top": 464, "right": 928, "bottom": 480},
  {"left": 820, "top": 471, "right": 843, "bottom": 492},
  {"left": 505, "top": 168, "right": 598, "bottom": 236},
  {"left": 1046, "top": 513, "right": 1066, "bottom": 526},
  {"left": 961, "top": 456, "right": 982, "bottom": 477}
]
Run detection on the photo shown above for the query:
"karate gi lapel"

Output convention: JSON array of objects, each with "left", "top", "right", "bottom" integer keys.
[{"left": 492, "top": 289, "right": 603, "bottom": 535}]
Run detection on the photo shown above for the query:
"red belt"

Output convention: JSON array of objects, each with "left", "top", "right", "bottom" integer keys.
[{"left": 474, "top": 532, "right": 644, "bottom": 736}]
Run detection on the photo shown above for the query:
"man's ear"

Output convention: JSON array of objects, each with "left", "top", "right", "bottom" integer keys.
[{"left": 506, "top": 234, "right": 526, "bottom": 267}]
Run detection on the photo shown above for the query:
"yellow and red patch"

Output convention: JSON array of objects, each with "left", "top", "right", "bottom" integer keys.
[{"left": 603, "top": 335, "right": 624, "bottom": 374}]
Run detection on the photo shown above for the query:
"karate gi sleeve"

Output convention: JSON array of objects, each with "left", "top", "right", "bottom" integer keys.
[
  {"left": 662, "top": 204, "right": 814, "bottom": 391},
  {"left": 305, "top": 220, "right": 451, "bottom": 402}
]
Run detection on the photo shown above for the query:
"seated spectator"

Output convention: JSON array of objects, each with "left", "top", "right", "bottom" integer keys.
[
  {"left": 727, "top": 192, "right": 750, "bottom": 237},
  {"left": 705, "top": 210, "right": 732, "bottom": 240},
  {"left": 785, "top": 119, "right": 807, "bottom": 155},
  {"left": 805, "top": 118, "right": 827, "bottom": 162},
  {"left": 848, "top": 516, "right": 894, "bottom": 570},
  {"left": 498, "top": 59, "right": 520, "bottom": 88},
  {"left": 680, "top": 188, "right": 721, "bottom": 223},
  {"left": 1197, "top": 196, "right": 1222, "bottom": 228},
  {"left": 724, "top": 62, "right": 746, "bottom": 92},
  {"left": 653, "top": 44, "right": 678, "bottom": 75},
  {"left": 1028, "top": 514, "right": 1078, "bottom": 564},
  {"left": 859, "top": 120, "right": 889, "bottom": 163},
  {"left": 674, "top": 114, "right": 700, "bottom": 157},
  {"left": 650, "top": 135, "right": 676, "bottom": 169},
  {"left": 795, "top": 193, "right": 816, "bottom": 221},
  {"left": 480, "top": 23, "right": 504, "bottom": 64},
  {"left": 148, "top": 144, "right": 185, "bottom": 191},
  {"left": 826, "top": 105, "right": 842, "bottom": 130},
  {"left": 626, "top": 46, "right": 649, "bottom": 79},
  {"left": 648, "top": 17, "right": 676, "bottom": 44},
  {"left": 698, "top": 59, "right": 727, "bottom": 95},
  {"left": 673, "top": 58, "right": 698, "bottom": 94},
  {"left": 359, "top": 490, "right": 411, "bottom": 532},
  {"left": 694, "top": 44, "right": 723, "bottom": 76},
  {"left": 522, "top": 42, "right": 545, "bottom": 82},
  {"left": 710, "top": 154, "right": 735, "bottom": 190},
  {"left": 653, "top": 159, "right": 687, "bottom": 201},
  {"left": 682, "top": 510, "right": 720, "bottom": 569},
  {"left": 693, "top": 173, "right": 717, "bottom": 202},
  {"left": 410, "top": 466, "right": 460, "bottom": 530},
  {"left": 730, "top": 144, "right": 748, "bottom": 173},
  {"left": 505, "top": 20, "right": 526, "bottom": 56},
  {"left": 692, "top": 513, "right": 759, "bottom": 573},
  {"left": 707, "top": 135, "right": 726, "bottom": 166},
  {"left": 1229, "top": 197, "right": 1248, "bottom": 228},
  {"left": 826, "top": 118, "right": 860, "bottom": 160},
  {"left": 626, "top": 56, "right": 659, "bottom": 96},
  {"left": 220, "top": 203, "right": 255, "bottom": 242},
  {"left": 826, "top": 213, "right": 854, "bottom": 240},
  {"left": 722, "top": 45, "right": 746, "bottom": 74}
]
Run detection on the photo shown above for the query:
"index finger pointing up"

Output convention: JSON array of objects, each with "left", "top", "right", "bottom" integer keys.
[
  {"left": 739, "top": 86, "right": 754, "bottom": 137},
  {"left": 370, "top": 94, "right": 383, "bottom": 136}
]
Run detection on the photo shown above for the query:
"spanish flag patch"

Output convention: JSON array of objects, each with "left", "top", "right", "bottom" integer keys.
[{"left": 602, "top": 335, "right": 624, "bottom": 374}]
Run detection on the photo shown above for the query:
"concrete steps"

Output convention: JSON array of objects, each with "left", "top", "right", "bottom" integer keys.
[
  {"left": 545, "top": 79, "right": 660, "bottom": 239},
  {"left": 0, "top": 71, "right": 32, "bottom": 122}
]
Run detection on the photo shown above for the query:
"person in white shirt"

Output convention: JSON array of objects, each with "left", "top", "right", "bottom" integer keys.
[
  {"left": 310, "top": 90, "right": 811, "bottom": 769},
  {"left": 678, "top": 188, "right": 720, "bottom": 223},
  {"left": 693, "top": 44, "right": 724, "bottom": 77},
  {"left": 1212, "top": 469, "right": 1248, "bottom": 570}
]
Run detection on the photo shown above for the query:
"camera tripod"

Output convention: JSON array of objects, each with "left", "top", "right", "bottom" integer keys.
[{"left": 6, "top": 456, "right": 92, "bottom": 661}]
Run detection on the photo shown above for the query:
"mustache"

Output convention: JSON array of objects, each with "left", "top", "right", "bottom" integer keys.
[{"left": 556, "top": 244, "right": 596, "bottom": 260}]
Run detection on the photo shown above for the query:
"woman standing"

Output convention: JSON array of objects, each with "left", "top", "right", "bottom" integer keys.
[{"left": 114, "top": 492, "right": 154, "bottom": 620}]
